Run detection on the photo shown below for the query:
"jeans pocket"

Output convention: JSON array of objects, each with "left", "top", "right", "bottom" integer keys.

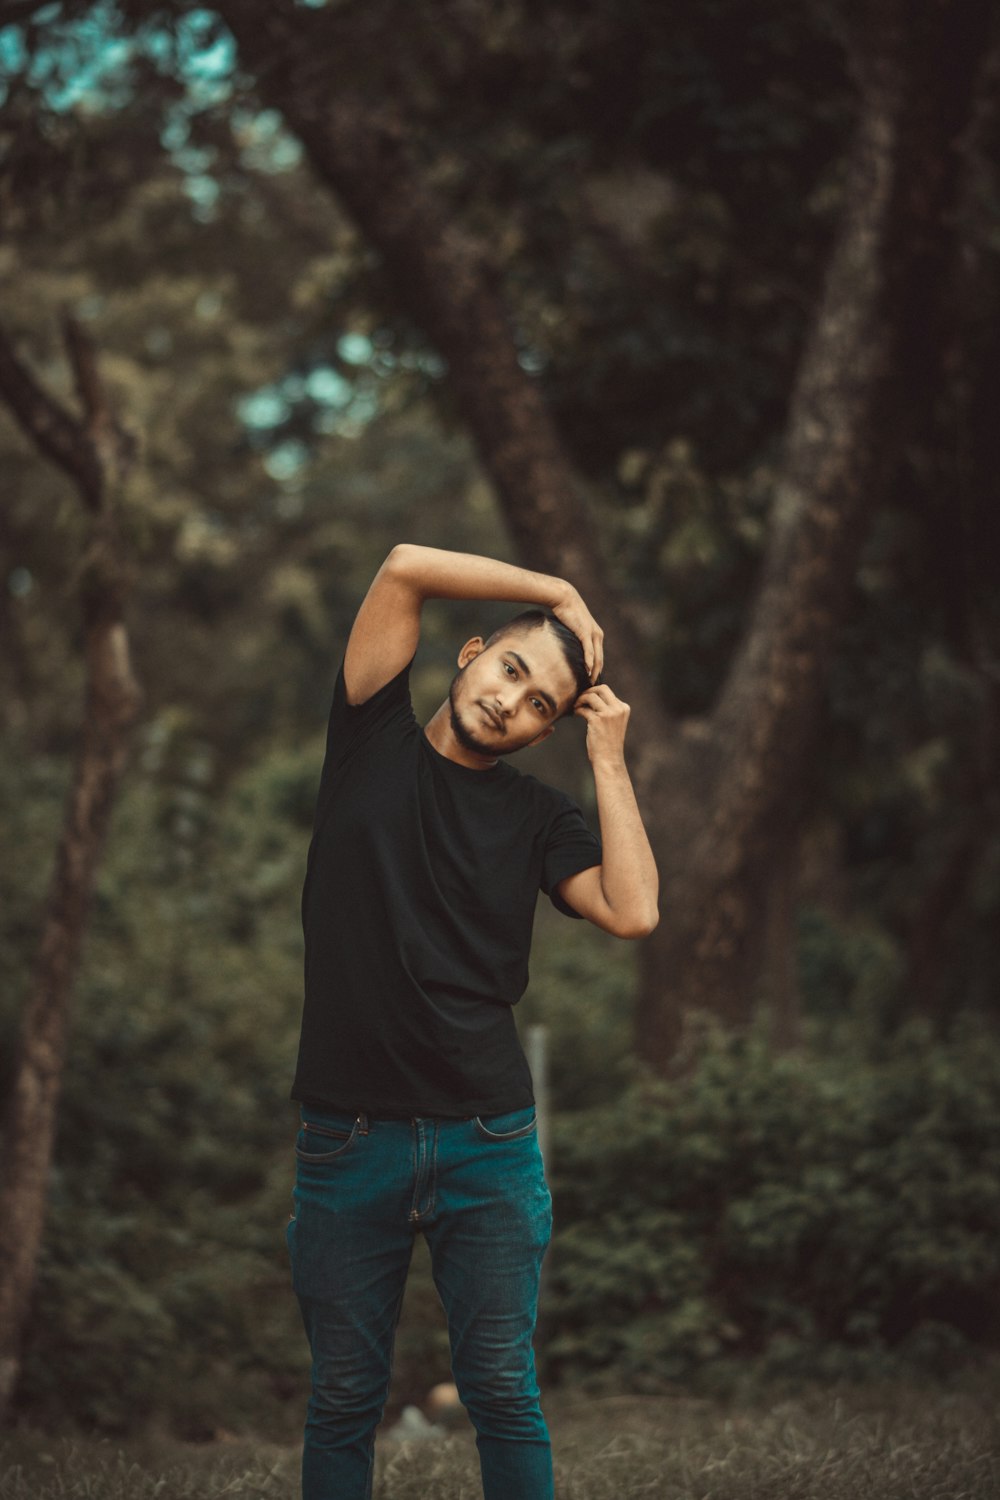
[
  {"left": 473, "top": 1105, "right": 538, "bottom": 1142},
  {"left": 295, "top": 1111, "right": 360, "bottom": 1162}
]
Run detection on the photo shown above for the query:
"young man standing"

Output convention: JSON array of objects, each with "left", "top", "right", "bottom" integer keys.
[{"left": 289, "top": 544, "right": 659, "bottom": 1500}]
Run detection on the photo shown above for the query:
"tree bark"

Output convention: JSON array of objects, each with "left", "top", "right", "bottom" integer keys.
[
  {"left": 636, "top": 0, "right": 995, "bottom": 1063},
  {"left": 0, "top": 317, "right": 141, "bottom": 1421},
  {"left": 901, "top": 12, "right": 1000, "bottom": 1018},
  {"left": 218, "top": 0, "right": 993, "bottom": 1068}
]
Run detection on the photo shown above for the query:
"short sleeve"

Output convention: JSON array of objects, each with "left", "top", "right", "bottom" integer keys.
[
  {"left": 314, "top": 654, "right": 416, "bottom": 820},
  {"left": 540, "top": 797, "right": 602, "bottom": 919}
]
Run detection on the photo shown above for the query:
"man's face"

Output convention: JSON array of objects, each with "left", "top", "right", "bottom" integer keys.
[{"left": 448, "top": 627, "right": 579, "bottom": 760}]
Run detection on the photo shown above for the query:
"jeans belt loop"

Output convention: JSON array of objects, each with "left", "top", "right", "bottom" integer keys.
[{"left": 356, "top": 1112, "right": 369, "bottom": 1136}]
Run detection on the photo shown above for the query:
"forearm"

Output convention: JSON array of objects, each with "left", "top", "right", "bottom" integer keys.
[
  {"left": 387, "top": 543, "right": 567, "bottom": 611},
  {"left": 592, "top": 759, "right": 660, "bottom": 932}
]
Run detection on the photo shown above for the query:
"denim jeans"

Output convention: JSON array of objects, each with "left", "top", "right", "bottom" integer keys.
[{"left": 287, "top": 1104, "right": 554, "bottom": 1500}]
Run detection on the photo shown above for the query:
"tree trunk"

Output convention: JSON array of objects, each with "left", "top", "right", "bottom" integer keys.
[
  {"left": 635, "top": 0, "right": 994, "bottom": 1063},
  {"left": 220, "top": 0, "right": 993, "bottom": 1068},
  {"left": 902, "top": 13, "right": 1000, "bottom": 1019},
  {"left": 0, "top": 320, "right": 141, "bottom": 1421}
]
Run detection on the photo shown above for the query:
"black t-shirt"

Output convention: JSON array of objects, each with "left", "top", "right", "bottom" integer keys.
[{"left": 292, "top": 655, "right": 602, "bottom": 1117}]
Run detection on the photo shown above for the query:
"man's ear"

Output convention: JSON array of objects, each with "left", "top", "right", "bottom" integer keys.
[{"left": 457, "top": 636, "right": 486, "bottom": 668}]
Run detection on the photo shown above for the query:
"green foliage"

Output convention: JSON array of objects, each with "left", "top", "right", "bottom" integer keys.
[
  {"left": 3, "top": 738, "right": 314, "bottom": 1435},
  {"left": 543, "top": 1017, "right": 1000, "bottom": 1390}
]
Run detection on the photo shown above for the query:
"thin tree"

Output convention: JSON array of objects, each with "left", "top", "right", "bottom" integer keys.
[{"left": 0, "top": 315, "right": 142, "bottom": 1420}]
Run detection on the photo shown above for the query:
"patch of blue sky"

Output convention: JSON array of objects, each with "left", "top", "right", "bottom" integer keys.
[
  {"left": 44, "top": 35, "right": 132, "bottom": 112},
  {"left": 1, "top": 4, "right": 235, "bottom": 113},
  {"left": 185, "top": 35, "right": 232, "bottom": 83},
  {"left": 0, "top": 0, "right": 132, "bottom": 112},
  {"left": 306, "top": 367, "right": 353, "bottom": 406},
  {"left": 173, "top": 9, "right": 236, "bottom": 97},
  {"left": 0, "top": 27, "right": 28, "bottom": 79},
  {"left": 182, "top": 172, "right": 220, "bottom": 221},
  {"left": 161, "top": 113, "right": 189, "bottom": 152},
  {"left": 238, "top": 363, "right": 379, "bottom": 446},
  {"left": 238, "top": 389, "right": 289, "bottom": 431},
  {"left": 264, "top": 440, "right": 309, "bottom": 482},
  {"left": 337, "top": 333, "right": 374, "bottom": 366},
  {"left": 143, "top": 28, "right": 173, "bottom": 67},
  {"left": 173, "top": 142, "right": 216, "bottom": 175}
]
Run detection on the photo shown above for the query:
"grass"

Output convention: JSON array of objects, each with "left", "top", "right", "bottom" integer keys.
[{"left": 2, "top": 1379, "right": 998, "bottom": 1499}]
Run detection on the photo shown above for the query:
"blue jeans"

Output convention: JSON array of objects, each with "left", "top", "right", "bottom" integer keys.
[{"left": 287, "top": 1105, "right": 554, "bottom": 1500}]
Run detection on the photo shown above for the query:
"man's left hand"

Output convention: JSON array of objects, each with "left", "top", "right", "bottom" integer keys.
[{"left": 573, "top": 684, "right": 630, "bottom": 767}]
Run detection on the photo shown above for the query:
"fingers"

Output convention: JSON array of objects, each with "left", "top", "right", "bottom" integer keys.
[
  {"left": 574, "top": 684, "right": 628, "bottom": 714},
  {"left": 577, "top": 626, "right": 603, "bottom": 683},
  {"left": 551, "top": 590, "right": 604, "bottom": 681},
  {"left": 589, "top": 627, "right": 604, "bottom": 683}
]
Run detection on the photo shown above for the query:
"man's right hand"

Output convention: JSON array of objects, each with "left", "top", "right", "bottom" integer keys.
[{"left": 550, "top": 584, "right": 604, "bottom": 683}]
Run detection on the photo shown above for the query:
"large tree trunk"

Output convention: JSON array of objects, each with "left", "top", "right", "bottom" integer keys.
[
  {"left": 0, "top": 319, "right": 141, "bottom": 1421},
  {"left": 636, "top": 0, "right": 995, "bottom": 1063},
  {"left": 220, "top": 0, "right": 992, "bottom": 1068},
  {"left": 901, "top": 14, "right": 1000, "bottom": 1021}
]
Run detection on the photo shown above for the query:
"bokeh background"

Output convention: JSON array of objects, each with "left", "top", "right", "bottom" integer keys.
[{"left": 2, "top": 0, "right": 999, "bottom": 1446}]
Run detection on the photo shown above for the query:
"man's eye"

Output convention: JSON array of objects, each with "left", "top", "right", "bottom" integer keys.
[
  {"left": 503, "top": 662, "right": 516, "bottom": 676},
  {"left": 532, "top": 700, "right": 545, "bottom": 713}
]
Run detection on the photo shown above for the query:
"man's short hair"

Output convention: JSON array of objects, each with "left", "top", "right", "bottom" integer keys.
[{"left": 485, "top": 609, "right": 592, "bottom": 710}]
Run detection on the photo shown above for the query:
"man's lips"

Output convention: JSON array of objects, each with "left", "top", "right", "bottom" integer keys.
[{"left": 480, "top": 703, "right": 505, "bottom": 733}]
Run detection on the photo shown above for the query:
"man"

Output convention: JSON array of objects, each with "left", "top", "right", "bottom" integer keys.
[{"left": 289, "top": 543, "right": 659, "bottom": 1500}]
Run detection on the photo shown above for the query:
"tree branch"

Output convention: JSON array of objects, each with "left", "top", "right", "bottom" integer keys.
[{"left": 0, "top": 319, "right": 103, "bottom": 509}]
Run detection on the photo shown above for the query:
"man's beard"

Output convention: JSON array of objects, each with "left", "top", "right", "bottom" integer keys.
[{"left": 448, "top": 668, "right": 516, "bottom": 759}]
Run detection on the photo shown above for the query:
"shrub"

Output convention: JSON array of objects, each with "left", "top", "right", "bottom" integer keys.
[{"left": 542, "top": 1015, "right": 1000, "bottom": 1389}]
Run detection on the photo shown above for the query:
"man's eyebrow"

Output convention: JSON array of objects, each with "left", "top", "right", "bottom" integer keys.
[{"left": 508, "top": 650, "right": 558, "bottom": 714}]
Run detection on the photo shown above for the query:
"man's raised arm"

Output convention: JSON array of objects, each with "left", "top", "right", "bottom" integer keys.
[{"left": 344, "top": 543, "right": 604, "bottom": 704}]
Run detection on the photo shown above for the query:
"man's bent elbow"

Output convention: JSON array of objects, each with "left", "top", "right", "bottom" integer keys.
[
  {"left": 612, "top": 906, "right": 660, "bottom": 940},
  {"left": 380, "top": 544, "right": 429, "bottom": 599},
  {"left": 384, "top": 542, "right": 416, "bottom": 574}
]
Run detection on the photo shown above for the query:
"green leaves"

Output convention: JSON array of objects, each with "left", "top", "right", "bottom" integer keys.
[{"left": 544, "top": 1019, "right": 1000, "bottom": 1389}]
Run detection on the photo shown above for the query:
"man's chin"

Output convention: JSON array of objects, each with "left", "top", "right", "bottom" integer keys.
[{"left": 450, "top": 708, "right": 512, "bottom": 759}]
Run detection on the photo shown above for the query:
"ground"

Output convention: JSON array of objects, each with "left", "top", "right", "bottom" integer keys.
[{"left": 2, "top": 1380, "right": 997, "bottom": 1498}]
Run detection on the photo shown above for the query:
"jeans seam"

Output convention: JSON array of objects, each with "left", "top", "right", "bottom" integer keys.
[
  {"left": 425, "top": 1121, "right": 439, "bottom": 1219},
  {"left": 408, "top": 1119, "right": 421, "bottom": 1223},
  {"left": 295, "top": 1119, "right": 359, "bottom": 1162},
  {"left": 473, "top": 1113, "right": 537, "bottom": 1142}
]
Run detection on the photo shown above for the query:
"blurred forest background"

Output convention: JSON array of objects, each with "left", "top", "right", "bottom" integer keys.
[{"left": 1, "top": 0, "right": 999, "bottom": 1440}]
